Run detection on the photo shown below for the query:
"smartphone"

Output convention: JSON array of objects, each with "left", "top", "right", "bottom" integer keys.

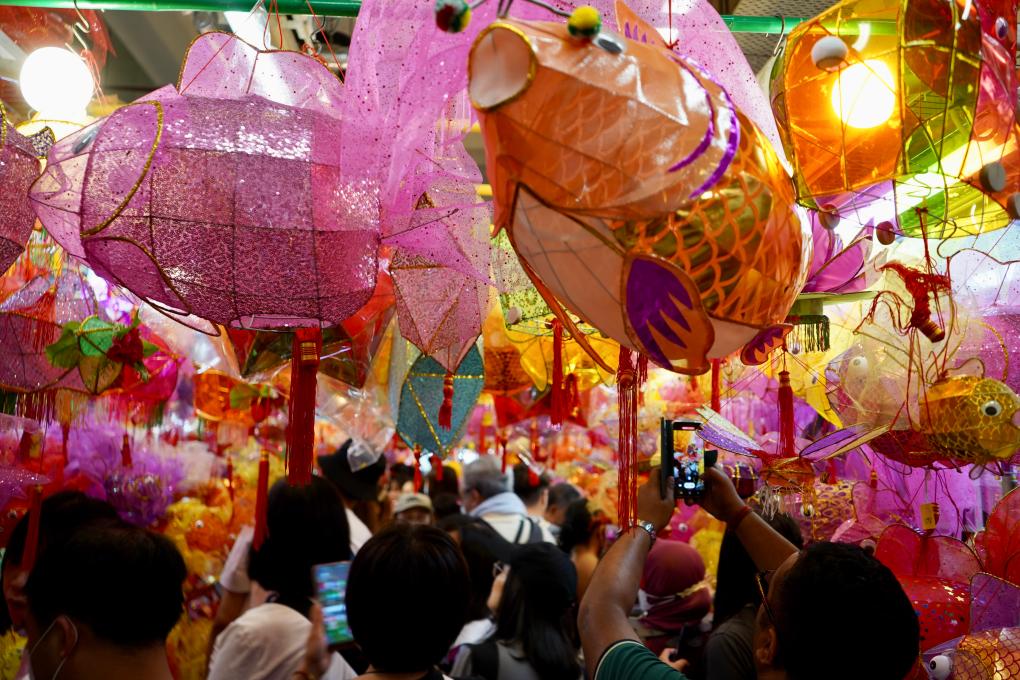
[
  {"left": 313, "top": 560, "right": 354, "bottom": 645},
  {"left": 660, "top": 418, "right": 717, "bottom": 501}
]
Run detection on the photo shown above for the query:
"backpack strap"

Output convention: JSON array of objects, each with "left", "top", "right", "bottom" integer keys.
[
  {"left": 526, "top": 517, "right": 542, "bottom": 544},
  {"left": 467, "top": 640, "right": 499, "bottom": 680},
  {"left": 512, "top": 516, "right": 528, "bottom": 544}
]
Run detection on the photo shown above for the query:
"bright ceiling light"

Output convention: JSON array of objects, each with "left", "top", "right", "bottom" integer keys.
[
  {"left": 19, "top": 47, "right": 94, "bottom": 120},
  {"left": 831, "top": 59, "right": 896, "bottom": 129}
]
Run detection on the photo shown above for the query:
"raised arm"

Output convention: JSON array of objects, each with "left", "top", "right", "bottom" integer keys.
[
  {"left": 579, "top": 469, "right": 677, "bottom": 678},
  {"left": 699, "top": 467, "right": 798, "bottom": 571}
]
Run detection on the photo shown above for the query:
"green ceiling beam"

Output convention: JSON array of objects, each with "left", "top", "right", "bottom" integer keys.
[{"left": 0, "top": 0, "right": 815, "bottom": 33}]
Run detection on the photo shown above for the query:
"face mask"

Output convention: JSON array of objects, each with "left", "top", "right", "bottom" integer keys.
[{"left": 27, "top": 616, "right": 78, "bottom": 680}]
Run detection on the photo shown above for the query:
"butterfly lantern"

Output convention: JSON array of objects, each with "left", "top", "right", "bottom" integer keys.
[
  {"left": 460, "top": 0, "right": 811, "bottom": 376},
  {"left": 772, "top": 0, "right": 1020, "bottom": 238}
]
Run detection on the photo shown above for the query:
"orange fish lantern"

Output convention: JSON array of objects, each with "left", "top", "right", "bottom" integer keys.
[
  {"left": 467, "top": 7, "right": 810, "bottom": 374},
  {"left": 772, "top": 0, "right": 1020, "bottom": 238}
]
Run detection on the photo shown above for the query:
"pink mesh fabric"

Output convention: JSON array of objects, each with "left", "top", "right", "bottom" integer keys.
[
  {"left": 0, "top": 110, "right": 41, "bottom": 275},
  {"left": 0, "top": 273, "right": 92, "bottom": 393},
  {"left": 31, "top": 33, "right": 378, "bottom": 329}
]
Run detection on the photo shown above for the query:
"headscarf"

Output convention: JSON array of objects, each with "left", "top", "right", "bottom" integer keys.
[{"left": 638, "top": 540, "right": 712, "bottom": 633}]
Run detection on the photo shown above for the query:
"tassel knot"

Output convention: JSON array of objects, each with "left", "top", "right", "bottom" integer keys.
[{"left": 438, "top": 372, "right": 454, "bottom": 431}]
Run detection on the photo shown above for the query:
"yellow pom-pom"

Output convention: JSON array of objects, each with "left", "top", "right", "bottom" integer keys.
[{"left": 568, "top": 6, "right": 601, "bottom": 39}]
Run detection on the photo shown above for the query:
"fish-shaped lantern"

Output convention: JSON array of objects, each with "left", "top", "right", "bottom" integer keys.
[
  {"left": 772, "top": 0, "right": 1020, "bottom": 238},
  {"left": 29, "top": 32, "right": 378, "bottom": 330},
  {"left": 803, "top": 374, "right": 1020, "bottom": 468},
  {"left": 468, "top": 8, "right": 811, "bottom": 375}
]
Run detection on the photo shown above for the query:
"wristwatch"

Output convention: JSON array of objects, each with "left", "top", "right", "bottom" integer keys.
[{"left": 630, "top": 520, "right": 657, "bottom": 545}]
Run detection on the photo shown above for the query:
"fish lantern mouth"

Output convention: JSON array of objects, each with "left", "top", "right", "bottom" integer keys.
[{"left": 469, "top": 23, "right": 536, "bottom": 111}]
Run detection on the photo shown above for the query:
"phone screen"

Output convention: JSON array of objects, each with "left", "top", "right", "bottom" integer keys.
[
  {"left": 313, "top": 560, "right": 354, "bottom": 645},
  {"left": 660, "top": 419, "right": 715, "bottom": 501}
]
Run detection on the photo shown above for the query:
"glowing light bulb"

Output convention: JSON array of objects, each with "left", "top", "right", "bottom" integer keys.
[
  {"left": 830, "top": 59, "right": 895, "bottom": 129},
  {"left": 19, "top": 47, "right": 94, "bottom": 120}
]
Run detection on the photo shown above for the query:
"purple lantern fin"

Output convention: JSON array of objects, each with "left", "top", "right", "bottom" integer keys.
[
  {"left": 800, "top": 424, "right": 890, "bottom": 461},
  {"left": 739, "top": 324, "right": 792, "bottom": 366},
  {"left": 969, "top": 573, "right": 1020, "bottom": 632},
  {"left": 695, "top": 406, "right": 762, "bottom": 457},
  {"left": 624, "top": 255, "right": 712, "bottom": 373}
]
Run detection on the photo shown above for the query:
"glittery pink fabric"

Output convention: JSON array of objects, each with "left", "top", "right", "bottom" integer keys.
[
  {"left": 0, "top": 112, "right": 40, "bottom": 276},
  {"left": 0, "top": 272, "right": 92, "bottom": 393},
  {"left": 31, "top": 33, "right": 378, "bottom": 329}
]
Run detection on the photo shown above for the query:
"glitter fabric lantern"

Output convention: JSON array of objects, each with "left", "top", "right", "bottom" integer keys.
[
  {"left": 30, "top": 32, "right": 376, "bottom": 330},
  {"left": 772, "top": 0, "right": 1020, "bottom": 238},
  {"left": 0, "top": 105, "right": 48, "bottom": 276},
  {"left": 469, "top": 6, "right": 810, "bottom": 375}
]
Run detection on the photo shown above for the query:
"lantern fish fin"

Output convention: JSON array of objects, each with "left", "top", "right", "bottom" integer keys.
[
  {"left": 623, "top": 255, "right": 712, "bottom": 374},
  {"left": 800, "top": 424, "right": 891, "bottom": 461},
  {"left": 739, "top": 324, "right": 793, "bottom": 366}
]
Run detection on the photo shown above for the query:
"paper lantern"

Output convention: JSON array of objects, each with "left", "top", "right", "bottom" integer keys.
[
  {"left": 0, "top": 106, "right": 47, "bottom": 276},
  {"left": 398, "top": 345, "right": 483, "bottom": 455},
  {"left": 469, "top": 11, "right": 809, "bottom": 374},
  {"left": 30, "top": 32, "right": 377, "bottom": 330},
  {"left": 772, "top": 0, "right": 1020, "bottom": 238}
]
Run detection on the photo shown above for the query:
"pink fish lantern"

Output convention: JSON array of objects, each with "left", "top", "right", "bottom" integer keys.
[
  {"left": 30, "top": 33, "right": 378, "bottom": 329},
  {"left": 0, "top": 105, "right": 47, "bottom": 276}
]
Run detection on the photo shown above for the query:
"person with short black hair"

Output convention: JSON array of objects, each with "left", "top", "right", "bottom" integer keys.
[
  {"left": 451, "top": 541, "right": 582, "bottom": 680},
  {"left": 438, "top": 516, "right": 505, "bottom": 655},
  {"left": 346, "top": 524, "right": 470, "bottom": 679},
  {"left": 706, "top": 510, "right": 803, "bottom": 680},
  {"left": 580, "top": 469, "right": 920, "bottom": 680},
  {"left": 544, "top": 483, "right": 582, "bottom": 538},
  {"left": 208, "top": 477, "right": 356, "bottom": 680},
  {"left": 428, "top": 464, "right": 462, "bottom": 521},
  {"left": 1, "top": 491, "right": 120, "bottom": 640},
  {"left": 23, "top": 521, "right": 186, "bottom": 680},
  {"left": 463, "top": 457, "right": 554, "bottom": 544}
]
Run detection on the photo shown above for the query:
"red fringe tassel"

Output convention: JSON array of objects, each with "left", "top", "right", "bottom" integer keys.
[
  {"left": 617, "top": 348, "right": 640, "bottom": 529},
  {"left": 413, "top": 446, "right": 423, "bottom": 492},
  {"left": 253, "top": 453, "right": 270, "bottom": 550},
  {"left": 551, "top": 318, "right": 565, "bottom": 425},
  {"left": 778, "top": 371, "right": 795, "bottom": 458},
  {"left": 287, "top": 328, "right": 321, "bottom": 486},
  {"left": 121, "top": 432, "right": 132, "bottom": 468},
  {"left": 711, "top": 359, "right": 721, "bottom": 412},
  {"left": 433, "top": 453, "right": 444, "bottom": 482},
  {"left": 438, "top": 371, "right": 454, "bottom": 431}
]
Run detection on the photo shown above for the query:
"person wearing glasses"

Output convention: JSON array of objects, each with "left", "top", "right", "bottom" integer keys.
[{"left": 579, "top": 468, "right": 920, "bottom": 680}]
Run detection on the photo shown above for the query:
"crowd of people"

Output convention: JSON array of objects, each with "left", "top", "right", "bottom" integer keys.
[{"left": 0, "top": 440, "right": 924, "bottom": 680}]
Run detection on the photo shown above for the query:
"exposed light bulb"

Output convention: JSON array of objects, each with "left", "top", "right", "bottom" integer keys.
[
  {"left": 831, "top": 59, "right": 895, "bottom": 129},
  {"left": 19, "top": 47, "right": 94, "bottom": 120}
]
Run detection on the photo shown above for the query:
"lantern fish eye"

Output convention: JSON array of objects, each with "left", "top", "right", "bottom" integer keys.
[
  {"left": 981, "top": 400, "right": 1003, "bottom": 417},
  {"left": 928, "top": 654, "right": 952, "bottom": 680}
]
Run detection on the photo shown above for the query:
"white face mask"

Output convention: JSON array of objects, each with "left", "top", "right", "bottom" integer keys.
[{"left": 27, "top": 617, "right": 78, "bottom": 680}]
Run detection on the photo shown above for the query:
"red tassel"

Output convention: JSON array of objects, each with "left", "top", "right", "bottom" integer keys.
[
  {"left": 253, "top": 453, "right": 270, "bottom": 550},
  {"left": 433, "top": 453, "right": 444, "bottom": 482},
  {"left": 778, "top": 371, "right": 795, "bottom": 458},
  {"left": 438, "top": 371, "right": 454, "bottom": 431},
  {"left": 711, "top": 359, "right": 722, "bottom": 412},
  {"left": 551, "top": 319, "right": 565, "bottom": 426},
  {"left": 22, "top": 485, "right": 43, "bottom": 571},
  {"left": 880, "top": 263, "right": 950, "bottom": 343},
  {"left": 825, "top": 459, "right": 839, "bottom": 485},
  {"left": 121, "top": 432, "right": 132, "bottom": 468},
  {"left": 499, "top": 433, "right": 508, "bottom": 473},
  {"left": 287, "top": 328, "right": 321, "bottom": 486},
  {"left": 478, "top": 415, "right": 487, "bottom": 455},
  {"left": 637, "top": 356, "right": 648, "bottom": 407},
  {"left": 413, "top": 446, "right": 423, "bottom": 492},
  {"left": 616, "top": 348, "right": 640, "bottom": 529},
  {"left": 528, "top": 467, "right": 539, "bottom": 486},
  {"left": 60, "top": 423, "right": 69, "bottom": 468}
]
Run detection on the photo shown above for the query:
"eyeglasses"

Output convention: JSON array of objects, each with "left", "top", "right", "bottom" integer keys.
[
  {"left": 492, "top": 561, "right": 508, "bottom": 579},
  {"left": 755, "top": 571, "right": 777, "bottom": 627}
]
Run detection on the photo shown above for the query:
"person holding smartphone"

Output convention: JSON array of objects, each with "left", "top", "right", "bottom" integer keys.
[{"left": 579, "top": 468, "right": 920, "bottom": 680}]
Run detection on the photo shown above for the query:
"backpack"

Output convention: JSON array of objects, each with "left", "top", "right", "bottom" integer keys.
[{"left": 511, "top": 516, "right": 543, "bottom": 544}]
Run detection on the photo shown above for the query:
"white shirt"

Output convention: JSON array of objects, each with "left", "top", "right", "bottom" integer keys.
[
  {"left": 481, "top": 512, "right": 556, "bottom": 545},
  {"left": 208, "top": 603, "right": 356, "bottom": 680},
  {"left": 451, "top": 618, "right": 497, "bottom": 650},
  {"left": 346, "top": 507, "right": 372, "bottom": 553}
]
